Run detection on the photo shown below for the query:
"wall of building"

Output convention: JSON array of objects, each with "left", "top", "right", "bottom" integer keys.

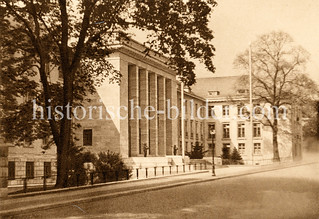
[
  {"left": 7, "top": 139, "right": 56, "bottom": 186},
  {"left": 177, "top": 90, "right": 206, "bottom": 155}
]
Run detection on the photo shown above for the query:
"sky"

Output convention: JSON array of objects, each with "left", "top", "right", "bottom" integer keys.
[{"left": 196, "top": 0, "right": 319, "bottom": 84}]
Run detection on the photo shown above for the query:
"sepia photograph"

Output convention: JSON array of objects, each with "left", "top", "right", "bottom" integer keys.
[{"left": 0, "top": 0, "right": 318, "bottom": 218}]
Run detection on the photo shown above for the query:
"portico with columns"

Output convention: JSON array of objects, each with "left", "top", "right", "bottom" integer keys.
[{"left": 88, "top": 37, "right": 179, "bottom": 163}]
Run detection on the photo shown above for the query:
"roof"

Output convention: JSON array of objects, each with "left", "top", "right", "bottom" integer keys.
[{"left": 191, "top": 75, "right": 249, "bottom": 101}]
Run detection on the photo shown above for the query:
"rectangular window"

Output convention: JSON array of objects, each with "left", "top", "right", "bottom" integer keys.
[
  {"left": 8, "top": 161, "right": 15, "bottom": 180},
  {"left": 195, "top": 121, "right": 198, "bottom": 139},
  {"left": 200, "top": 122, "right": 203, "bottom": 140},
  {"left": 83, "top": 129, "right": 93, "bottom": 146},
  {"left": 208, "top": 123, "right": 215, "bottom": 139},
  {"left": 253, "top": 123, "right": 261, "bottom": 137},
  {"left": 185, "top": 100, "right": 187, "bottom": 113},
  {"left": 253, "top": 104, "right": 262, "bottom": 114},
  {"left": 44, "top": 162, "right": 51, "bottom": 178},
  {"left": 238, "top": 143, "right": 245, "bottom": 154},
  {"left": 195, "top": 104, "right": 198, "bottom": 117},
  {"left": 26, "top": 162, "right": 34, "bottom": 179},
  {"left": 185, "top": 120, "right": 188, "bottom": 137},
  {"left": 254, "top": 143, "right": 261, "bottom": 154},
  {"left": 222, "top": 105, "right": 229, "bottom": 116},
  {"left": 223, "top": 123, "right": 230, "bottom": 138},
  {"left": 190, "top": 120, "right": 194, "bottom": 138},
  {"left": 208, "top": 106, "right": 215, "bottom": 117},
  {"left": 237, "top": 104, "right": 244, "bottom": 115},
  {"left": 237, "top": 123, "right": 245, "bottom": 138},
  {"left": 179, "top": 118, "right": 182, "bottom": 136}
]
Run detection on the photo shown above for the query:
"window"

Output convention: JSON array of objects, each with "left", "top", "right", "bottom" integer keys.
[
  {"left": 44, "top": 162, "right": 51, "bottom": 178},
  {"left": 190, "top": 120, "right": 194, "bottom": 138},
  {"left": 185, "top": 100, "right": 188, "bottom": 113},
  {"left": 238, "top": 143, "right": 245, "bottom": 154},
  {"left": 185, "top": 120, "right": 188, "bottom": 137},
  {"left": 26, "top": 162, "right": 34, "bottom": 179},
  {"left": 237, "top": 103, "right": 246, "bottom": 115},
  {"left": 8, "top": 161, "right": 15, "bottom": 180},
  {"left": 223, "top": 143, "right": 231, "bottom": 156},
  {"left": 237, "top": 123, "right": 245, "bottom": 138},
  {"left": 237, "top": 89, "right": 249, "bottom": 94},
  {"left": 222, "top": 105, "right": 229, "bottom": 116},
  {"left": 223, "top": 123, "right": 230, "bottom": 138},
  {"left": 208, "top": 90, "right": 220, "bottom": 96},
  {"left": 83, "top": 129, "right": 93, "bottom": 146},
  {"left": 253, "top": 104, "right": 262, "bottom": 114},
  {"left": 208, "top": 123, "right": 215, "bottom": 139},
  {"left": 200, "top": 122, "right": 203, "bottom": 140},
  {"left": 253, "top": 123, "right": 261, "bottom": 137},
  {"left": 208, "top": 106, "right": 215, "bottom": 117},
  {"left": 195, "top": 104, "right": 198, "bottom": 117},
  {"left": 179, "top": 118, "right": 182, "bottom": 136},
  {"left": 254, "top": 143, "right": 261, "bottom": 154}
]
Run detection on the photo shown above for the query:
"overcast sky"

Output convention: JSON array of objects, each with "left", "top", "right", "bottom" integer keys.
[{"left": 196, "top": 0, "right": 319, "bottom": 84}]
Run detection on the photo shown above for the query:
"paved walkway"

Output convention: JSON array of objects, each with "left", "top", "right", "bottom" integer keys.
[{"left": 0, "top": 161, "right": 315, "bottom": 217}]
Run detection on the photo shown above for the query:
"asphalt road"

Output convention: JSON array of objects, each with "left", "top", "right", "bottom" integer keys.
[{"left": 15, "top": 163, "right": 319, "bottom": 219}]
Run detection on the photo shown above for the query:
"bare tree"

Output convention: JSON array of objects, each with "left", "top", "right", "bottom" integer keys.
[{"left": 234, "top": 31, "right": 317, "bottom": 161}]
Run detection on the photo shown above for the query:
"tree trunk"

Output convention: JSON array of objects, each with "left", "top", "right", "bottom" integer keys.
[
  {"left": 55, "top": 142, "right": 69, "bottom": 188},
  {"left": 55, "top": 65, "right": 74, "bottom": 188},
  {"left": 272, "top": 114, "right": 280, "bottom": 162}
]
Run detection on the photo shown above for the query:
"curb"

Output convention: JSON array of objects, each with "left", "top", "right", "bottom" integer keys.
[
  {"left": 8, "top": 170, "right": 209, "bottom": 199},
  {"left": 0, "top": 161, "right": 317, "bottom": 217}
]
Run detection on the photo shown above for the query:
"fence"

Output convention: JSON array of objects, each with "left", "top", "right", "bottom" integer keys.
[{"left": 8, "top": 163, "right": 208, "bottom": 194}]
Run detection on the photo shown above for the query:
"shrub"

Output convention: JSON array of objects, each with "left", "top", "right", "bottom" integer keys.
[
  {"left": 66, "top": 145, "right": 96, "bottom": 187},
  {"left": 186, "top": 141, "right": 207, "bottom": 159},
  {"left": 94, "top": 151, "right": 132, "bottom": 182}
]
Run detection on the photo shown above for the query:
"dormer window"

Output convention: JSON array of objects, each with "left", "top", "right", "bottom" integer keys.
[
  {"left": 237, "top": 89, "right": 249, "bottom": 94},
  {"left": 208, "top": 90, "right": 220, "bottom": 96}
]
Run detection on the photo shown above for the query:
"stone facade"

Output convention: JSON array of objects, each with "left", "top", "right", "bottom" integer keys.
[
  {"left": 7, "top": 140, "right": 56, "bottom": 186},
  {"left": 75, "top": 38, "right": 178, "bottom": 165},
  {"left": 4, "top": 39, "right": 303, "bottom": 186}
]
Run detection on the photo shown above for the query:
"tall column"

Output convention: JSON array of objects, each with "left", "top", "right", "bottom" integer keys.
[
  {"left": 157, "top": 76, "right": 166, "bottom": 156},
  {"left": 165, "top": 78, "right": 173, "bottom": 155},
  {"left": 139, "top": 69, "right": 149, "bottom": 155},
  {"left": 128, "top": 65, "right": 139, "bottom": 157},
  {"left": 149, "top": 72, "right": 158, "bottom": 156}
]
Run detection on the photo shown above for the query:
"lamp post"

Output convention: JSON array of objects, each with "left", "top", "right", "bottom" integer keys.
[{"left": 210, "top": 129, "right": 216, "bottom": 176}]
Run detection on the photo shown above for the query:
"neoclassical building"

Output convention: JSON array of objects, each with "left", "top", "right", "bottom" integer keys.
[
  {"left": 4, "top": 38, "right": 303, "bottom": 186},
  {"left": 75, "top": 38, "right": 179, "bottom": 160}
]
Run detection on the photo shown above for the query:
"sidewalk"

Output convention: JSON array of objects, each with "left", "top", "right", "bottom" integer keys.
[{"left": 0, "top": 161, "right": 316, "bottom": 217}]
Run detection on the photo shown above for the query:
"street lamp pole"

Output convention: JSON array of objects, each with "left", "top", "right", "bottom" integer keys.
[{"left": 210, "top": 129, "right": 216, "bottom": 176}]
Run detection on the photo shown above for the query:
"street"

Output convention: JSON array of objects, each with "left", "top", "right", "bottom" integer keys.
[{"left": 15, "top": 163, "right": 319, "bottom": 219}]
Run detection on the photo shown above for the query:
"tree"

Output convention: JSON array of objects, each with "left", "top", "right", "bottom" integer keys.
[
  {"left": 0, "top": 0, "right": 217, "bottom": 187},
  {"left": 186, "top": 141, "right": 207, "bottom": 159},
  {"left": 230, "top": 148, "right": 243, "bottom": 165},
  {"left": 234, "top": 31, "right": 317, "bottom": 161}
]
